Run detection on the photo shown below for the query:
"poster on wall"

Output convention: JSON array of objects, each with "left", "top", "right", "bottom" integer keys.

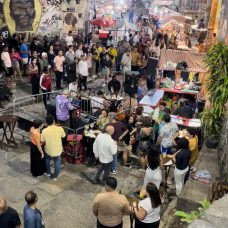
[
  {"left": 218, "top": 0, "right": 228, "bottom": 45},
  {"left": 3, "top": 0, "right": 42, "bottom": 34}
]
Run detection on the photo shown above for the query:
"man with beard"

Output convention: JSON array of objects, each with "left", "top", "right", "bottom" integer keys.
[{"left": 9, "top": 0, "right": 36, "bottom": 31}]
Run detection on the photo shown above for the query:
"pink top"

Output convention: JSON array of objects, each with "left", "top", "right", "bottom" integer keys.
[
  {"left": 10, "top": 52, "right": 21, "bottom": 62},
  {"left": 54, "top": 55, "right": 65, "bottom": 72}
]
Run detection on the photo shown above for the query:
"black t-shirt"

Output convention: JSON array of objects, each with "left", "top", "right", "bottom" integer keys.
[
  {"left": 176, "top": 149, "right": 191, "bottom": 170},
  {"left": 174, "top": 105, "right": 193, "bottom": 119},
  {"left": 0, "top": 207, "right": 21, "bottom": 228}
]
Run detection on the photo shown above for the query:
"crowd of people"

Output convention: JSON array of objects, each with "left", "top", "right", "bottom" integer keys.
[{"left": 0, "top": 8, "right": 205, "bottom": 228}]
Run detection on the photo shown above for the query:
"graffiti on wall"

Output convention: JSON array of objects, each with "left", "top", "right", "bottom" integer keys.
[{"left": 0, "top": 0, "right": 87, "bottom": 38}]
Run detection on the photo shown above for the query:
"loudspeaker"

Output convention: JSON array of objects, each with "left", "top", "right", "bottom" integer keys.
[
  {"left": 146, "top": 57, "right": 159, "bottom": 77},
  {"left": 124, "top": 71, "right": 139, "bottom": 96}
]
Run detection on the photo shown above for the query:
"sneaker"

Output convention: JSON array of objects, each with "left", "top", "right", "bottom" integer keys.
[
  {"left": 53, "top": 178, "right": 58, "bottom": 181},
  {"left": 44, "top": 173, "right": 51, "bottom": 177},
  {"left": 111, "top": 170, "right": 117, "bottom": 175},
  {"left": 102, "top": 84, "right": 106, "bottom": 87},
  {"left": 92, "top": 75, "right": 97, "bottom": 78},
  {"left": 123, "top": 164, "right": 132, "bottom": 168}
]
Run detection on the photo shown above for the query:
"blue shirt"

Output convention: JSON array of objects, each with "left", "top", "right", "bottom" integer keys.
[
  {"left": 20, "top": 43, "right": 29, "bottom": 58},
  {"left": 23, "top": 204, "right": 44, "bottom": 228}
]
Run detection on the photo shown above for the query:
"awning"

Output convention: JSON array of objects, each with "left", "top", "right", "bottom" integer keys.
[
  {"left": 90, "top": 17, "right": 116, "bottom": 28},
  {"left": 159, "top": 49, "right": 207, "bottom": 73}
]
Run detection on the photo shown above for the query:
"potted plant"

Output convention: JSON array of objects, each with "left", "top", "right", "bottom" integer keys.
[{"left": 201, "top": 42, "right": 228, "bottom": 148}]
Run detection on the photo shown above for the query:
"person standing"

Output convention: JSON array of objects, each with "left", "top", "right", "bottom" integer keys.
[
  {"left": 134, "top": 183, "right": 161, "bottom": 228},
  {"left": 54, "top": 50, "right": 65, "bottom": 90},
  {"left": 93, "top": 126, "right": 117, "bottom": 185},
  {"left": 131, "top": 46, "right": 140, "bottom": 71},
  {"left": 121, "top": 49, "right": 132, "bottom": 73},
  {"left": 56, "top": 89, "right": 74, "bottom": 127},
  {"left": 1, "top": 46, "right": 14, "bottom": 87},
  {"left": 30, "top": 119, "right": 46, "bottom": 177},
  {"left": 10, "top": 48, "right": 22, "bottom": 82},
  {"left": 100, "top": 53, "right": 112, "bottom": 87},
  {"left": 20, "top": 38, "right": 29, "bottom": 76},
  {"left": 78, "top": 54, "right": 88, "bottom": 91},
  {"left": 47, "top": 45, "right": 56, "bottom": 74},
  {"left": 39, "top": 67, "right": 52, "bottom": 108},
  {"left": 156, "top": 114, "right": 179, "bottom": 157},
  {"left": 23, "top": 191, "right": 45, "bottom": 228},
  {"left": 92, "top": 177, "right": 131, "bottom": 228},
  {"left": 41, "top": 115, "right": 66, "bottom": 180},
  {"left": 65, "top": 31, "right": 74, "bottom": 47},
  {"left": 107, "top": 113, "right": 129, "bottom": 174},
  {"left": 0, "top": 196, "right": 21, "bottom": 228},
  {"left": 29, "top": 58, "right": 40, "bottom": 97},
  {"left": 167, "top": 138, "right": 191, "bottom": 196}
]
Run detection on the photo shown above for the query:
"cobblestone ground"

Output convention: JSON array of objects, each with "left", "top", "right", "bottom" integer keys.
[{"left": 0, "top": 76, "right": 145, "bottom": 228}]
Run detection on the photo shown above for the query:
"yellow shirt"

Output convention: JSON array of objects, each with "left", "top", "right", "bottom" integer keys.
[
  {"left": 41, "top": 124, "right": 66, "bottom": 157},
  {"left": 108, "top": 48, "right": 118, "bottom": 63}
]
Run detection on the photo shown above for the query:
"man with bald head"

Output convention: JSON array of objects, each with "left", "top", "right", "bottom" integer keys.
[
  {"left": 0, "top": 196, "right": 21, "bottom": 228},
  {"left": 93, "top": 125, "right": 117, "bottom": 185}
]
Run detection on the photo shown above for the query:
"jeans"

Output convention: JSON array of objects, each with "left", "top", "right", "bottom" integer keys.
[
  {"left": 97, "top": 220, "right": 122, "bottom": 228},
  {"left": 55, "top": 71, "right": 63, "bottom": 89},
  {"left": 95, "top": 161, "right": 112, "bottom": 184},
  {"left": 42, "top": 89, "right": 51, "bottom": 107},
  {"left": 111, "top": 154, "right": 118, "bottom": 171},
  {"left": 174, "top": 166, "right": 189, "bottom": 196},
  {"left": 45, "top": 154, "right": 61, "bottom": 178}
]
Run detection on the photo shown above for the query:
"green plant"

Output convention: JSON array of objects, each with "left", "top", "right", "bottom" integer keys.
[
  {"left": 201, "top": 42, "right": 228, "bottom": 137},
  {"left": 175, "top": 199, "right": 211, "bottom": 223}
]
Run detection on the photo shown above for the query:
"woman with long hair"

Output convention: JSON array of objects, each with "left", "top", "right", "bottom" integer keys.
[
  {"left": 136, "top": 117, "right": 153, "bottom": 171},
  {"left": 10, "top": 47, "right": 22, "bottom": 81},
  {"left": 29, "top": 57, "right": 40, "bottom": 97},
  {"left": 29, "top": 119, "right": 46, "bottom": 177},
  {"left": 140, "top": 148, "right": 162, "bottom": 198},
  {"left": 134, "top": 182, "right": 162, "bottom": 228}
]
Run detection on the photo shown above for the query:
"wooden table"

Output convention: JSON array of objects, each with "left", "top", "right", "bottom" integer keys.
[{"left": 0, "top": 115, "right": 18, "bottom": 145}]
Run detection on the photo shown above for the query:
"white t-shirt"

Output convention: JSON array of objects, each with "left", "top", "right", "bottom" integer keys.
[
  {"left": 91, "top": 96, "right": 104, "bottom": 112},
  {"left": 138, "top": 198, "right": 160, "bottom": 223},
  {"left": 143, "top": 167, "right": 162, "bottom": 189},
  {"left": 78, "top": 60, "right": 88, "bottom": 76},
  {"left": 65, "top": 35, "right": 74, "bottom": 46}
]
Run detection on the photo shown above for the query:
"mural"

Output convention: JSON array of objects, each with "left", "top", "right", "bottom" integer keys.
[
  {"left": 3, "top": 0, "right": 42, "bottom": 34},
  {"left": 0, "top": 0, "right": 88, "bottom": 38}
]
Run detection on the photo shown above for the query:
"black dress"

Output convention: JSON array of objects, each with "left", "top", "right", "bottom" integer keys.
[{"left": 30, "top": 143, "right": 46, "bottom": 177}]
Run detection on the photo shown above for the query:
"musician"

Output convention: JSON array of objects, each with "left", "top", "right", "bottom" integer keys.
[
  {"left": 56, "top": 89, "right": 75, "bottom": 127},
  {"left": 108, "top": 75, "right": 121, "bottom": 95},
  {"left": 91, "top": 90, "right": 110, "bottom": 115}
]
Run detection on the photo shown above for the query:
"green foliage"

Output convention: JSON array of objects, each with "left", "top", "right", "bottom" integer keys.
[
  {"left": 175, "top": 199, "right": 211, "bottom": 224},
  {"left": 201, "top": 42, "right": 228, "bottom": 137}
]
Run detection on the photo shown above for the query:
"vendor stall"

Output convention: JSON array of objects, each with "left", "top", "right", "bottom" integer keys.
[{"left": 158, "top": 49, "right": 208, "bottom": 98}]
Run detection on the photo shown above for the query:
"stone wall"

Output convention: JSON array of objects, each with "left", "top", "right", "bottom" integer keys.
[
  {"left": 217, "top": 116, "right": 228, "bottom": 181},
  {"left": 0, "top": 0, "right": 89, "bottom": 39}
]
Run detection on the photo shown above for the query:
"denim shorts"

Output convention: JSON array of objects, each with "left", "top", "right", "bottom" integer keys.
[{"left": 160, "top": 145, "right": 172, "bottom": 154}]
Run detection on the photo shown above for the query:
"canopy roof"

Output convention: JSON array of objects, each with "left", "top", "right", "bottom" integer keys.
[{"left": 159, "top": 49, "right": 207, "bottom": 73}]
